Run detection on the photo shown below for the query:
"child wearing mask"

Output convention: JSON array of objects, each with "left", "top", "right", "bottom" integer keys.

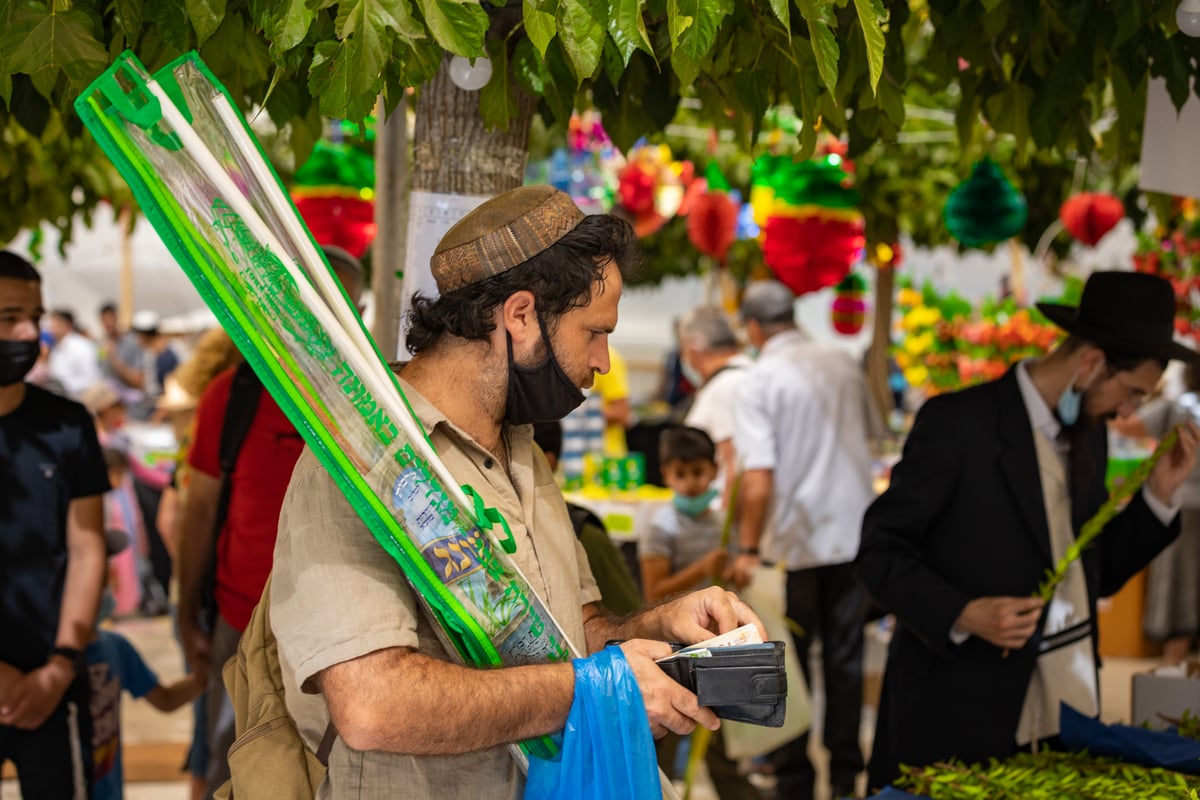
[
  {"left": 639, "top": 426, "right": 729, "bottom": 602},
  {"left": 639, "top": 426, "right": 758, "bottom": 800}
]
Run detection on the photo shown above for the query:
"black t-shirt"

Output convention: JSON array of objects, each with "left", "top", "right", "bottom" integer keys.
[{"left": 0, "top": 384, "right": 110, "bottom": 671}]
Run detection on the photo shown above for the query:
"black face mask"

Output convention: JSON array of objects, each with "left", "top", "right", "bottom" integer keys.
[
  {"left": 505, "top": 311, "right": 586, "bottom": 425},
  {"left": 0, "top": 340, "right": 38, "bottom": 387}
]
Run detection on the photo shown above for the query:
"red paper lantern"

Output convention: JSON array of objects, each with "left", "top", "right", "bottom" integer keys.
[
  {"left": 293, "top": 195, "right": 376, "bottom": 258},
  {"left": 763, "top": 216, "right": 865, "bottom": 296},
  {"left": 687, "top": 191, "right": 739, "bottom": 262},
  {"left": 1059, "top": 192, "right": 1124, "bottom": 246}
]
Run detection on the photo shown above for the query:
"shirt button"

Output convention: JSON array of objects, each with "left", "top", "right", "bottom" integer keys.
[{"left": 483, "top": 457, "right": 495, "bottom": 469}]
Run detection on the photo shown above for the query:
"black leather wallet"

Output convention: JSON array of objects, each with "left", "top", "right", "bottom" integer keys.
[{"left": 656, "top": 642, "right": 788, "bottom": 727}]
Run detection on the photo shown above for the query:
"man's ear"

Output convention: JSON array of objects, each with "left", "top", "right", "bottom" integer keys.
[
  {"left": 1078, "top": 343, "right": 1107, "bottom": 378},
  {"left": 502, "top": 290, "right": 538, "bottom": 345}
]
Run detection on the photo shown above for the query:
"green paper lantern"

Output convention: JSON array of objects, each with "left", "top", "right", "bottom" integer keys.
[{"left": 943, "top": 158, "right": 1028, "bottom": 248}]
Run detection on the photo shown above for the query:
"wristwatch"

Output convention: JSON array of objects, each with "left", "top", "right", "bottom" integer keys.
[
  {"left": 47, "top": 646, "right": 86, "bottom": 677},
  {"left": 740, "top": 546, "right": 760, "bottom": 556}
]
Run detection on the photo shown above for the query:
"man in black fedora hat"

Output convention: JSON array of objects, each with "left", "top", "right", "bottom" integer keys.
[{"left": 857, "top": 270, "right": 1200, "bottom": 789}]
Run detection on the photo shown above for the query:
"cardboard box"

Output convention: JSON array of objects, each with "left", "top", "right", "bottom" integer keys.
[{"left": 1131, "top": 659, "right": 1200, "bottom": 730}]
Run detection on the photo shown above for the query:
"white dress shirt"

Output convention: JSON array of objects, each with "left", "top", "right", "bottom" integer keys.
[
  {"left": 48, "top": 331, "right": 103, "bottom": 400},
  {"left": 734, "top": 329, "right": 875, "bottom": 569},
  {"left": 685, "top": 353, "right": 753, "bottom": 445}
]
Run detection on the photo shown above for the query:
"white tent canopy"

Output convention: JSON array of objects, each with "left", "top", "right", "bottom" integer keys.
[{"left": 8, "top": 203, "right": 210, "bottom": 336}]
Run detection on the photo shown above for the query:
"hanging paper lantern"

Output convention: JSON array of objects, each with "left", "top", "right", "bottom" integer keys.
[
  {"left": 755, "top": 154, "right": 866, "bottom": 296},
  {"left": 291, "top": 141, "right": 377, "bottom": 258},
  {"left": 831, "top": 273, "right": 868, "bottom": 335},
  {"left": 687, "top": 162, "right": 739, "bottom": 263},
  {"left": 1059, "top": 192, "right": 1124, "bottom": 246},
  {"left": 943, "top": 158, "right": 1028, "bottom": 248}
]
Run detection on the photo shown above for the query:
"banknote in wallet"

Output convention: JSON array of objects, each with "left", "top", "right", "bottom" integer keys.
[{"left": 655, "top": 626, "right": 788, "bottom": 728}]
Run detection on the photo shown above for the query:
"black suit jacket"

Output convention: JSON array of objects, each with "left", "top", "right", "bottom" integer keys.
[{"left": 856, "top": 369, "right": 1179, "bottom": 789}]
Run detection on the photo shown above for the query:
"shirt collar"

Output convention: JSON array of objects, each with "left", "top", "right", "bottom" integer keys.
[
  {"left": 392, "top": 370, "right": 532, "bottom": 460},
  {"left": 1015, "top": 360, "right": 1061, "bottom": 441},
  {"left": 759, "top": 328, "right": 807, "bottom": 359}
]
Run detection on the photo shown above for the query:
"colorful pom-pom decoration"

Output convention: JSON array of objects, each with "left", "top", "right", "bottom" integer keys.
[
  {"left": 943, "top": 158, "right": 1028, "bottom": 248},
  {"left": 291, "top": 141, "right": 377, "bottom": 258},
  {"left": 754, "top": 153, "right": 865, "bottom": 296},
  {"left": 831, "top": 273, "right": 868, "bottom": 335},
  {"left": 1059, "top": 192, "right": 1124, "bottom": 246}
]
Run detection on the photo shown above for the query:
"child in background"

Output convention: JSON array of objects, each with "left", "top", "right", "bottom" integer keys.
[
  {"left": 639, "top": 426, "right": 758, "bottom": 800},
  {"left": 88, "top": 529, "right": 203, "bottom": 800},
  {"left": 639, "top": 426, "right": 728, "bottom": 603},
  {"left": 102, "top": 448, "right": 144, "bottom": 617}
]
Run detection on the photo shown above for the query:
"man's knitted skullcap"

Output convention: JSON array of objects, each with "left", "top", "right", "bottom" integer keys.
[{"left": 430, "top": 185, "right": 585, "bottom": 293}]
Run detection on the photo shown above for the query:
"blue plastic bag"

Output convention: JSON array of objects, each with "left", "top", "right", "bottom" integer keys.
[
  {"left": 525, "top": 645, "right": 660, "bottom": 799},
  {"left": 1059, "top": 702, "right": 1200, "bottom": 774}
]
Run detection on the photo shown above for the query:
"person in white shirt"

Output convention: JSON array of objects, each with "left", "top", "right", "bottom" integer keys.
[
  {"left": 46, "top": 309, "right": 103, "bottom": 400},
  {"left": 729, "top": 280, "right": 877, "bottom": 800},
  {"left": 678, "top": 306, "right": 753, "bottom": 499}
]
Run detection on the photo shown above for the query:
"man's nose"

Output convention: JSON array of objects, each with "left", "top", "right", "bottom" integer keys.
[
  {"left": 592, "top": 342, "right": 611, "bottom": 375},
  {"left": 14, "top": 320, "right": 39, "bottom": 341}
]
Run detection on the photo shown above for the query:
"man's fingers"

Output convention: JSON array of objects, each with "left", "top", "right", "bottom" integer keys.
[{"left": 699, "top": 587, "right": 741, "bottom": 634}]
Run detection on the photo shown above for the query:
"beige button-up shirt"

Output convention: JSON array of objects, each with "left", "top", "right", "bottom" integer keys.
[{"left": 271, "top": 377, "right": 600, "bottom": 800}]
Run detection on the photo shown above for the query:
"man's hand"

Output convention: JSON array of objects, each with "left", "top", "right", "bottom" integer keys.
[
  {"left": 954, "top": 596, "right": 1044, "bottom": 650},
  {"left": 619, "top": 639, "right": 720, "bottom": 738},
  {"left": 1146, "top": 421, "right": 1200, "bottom": 507},
  {"left": 657, "top": 585, "right": 767, "bottom": 644},
  {"left": 0, "top": 662, "right": 24, "bottom": 709},
  {"left": 728, "top": 553, "right": 761, "bottom": 589},
  {"left": 178, "top": 619, "right": 212, "bottom": 685},
  {"left": 0, "top": 661, "right": 74, "bottom": 729}
]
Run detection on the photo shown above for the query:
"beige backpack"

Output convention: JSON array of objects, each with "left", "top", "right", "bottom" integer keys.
[{"left": 214, "top": 577, "right": 336, "bottom": 800}]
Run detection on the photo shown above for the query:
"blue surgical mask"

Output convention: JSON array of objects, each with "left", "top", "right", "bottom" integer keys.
[
  {"left": 673, "top": 487, "right": 719, "bottom": 517},
  {"left": 1057, "top": 364, "right": 1099, "bottom": 427},
  {"left": 679, "top": 357, "right": 704, "bottom": 388}
]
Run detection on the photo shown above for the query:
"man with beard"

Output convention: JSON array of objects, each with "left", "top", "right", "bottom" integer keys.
[
  {"left": 267, "top": 186, "right": 763, "bottom": 799},
  {"left": 857, "top": 271, "right": 1200, "bottom": 790}
]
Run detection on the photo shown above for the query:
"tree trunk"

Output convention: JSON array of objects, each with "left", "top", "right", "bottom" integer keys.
[
  {"left": 412, "top": 54, "right": 536, "bottom": 194},
  {"left": 118, "top": 206, "right": 134, "bottom": 328},
  {"left": 371, "top": 95, "right": 408, "bottom": 360},
  {"left": 866, "top": 266, "right": 896, "bottom": 423}
]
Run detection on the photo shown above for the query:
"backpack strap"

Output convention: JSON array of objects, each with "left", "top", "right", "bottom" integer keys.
[
  {"left": 566, "top": 502, "right": 605, "bottom": 541},
  {"left": 315, "top": 722, "right": 337, "bottom": 766},
  {"left": 201, "top": 362, "right": 264, "bottom": 626}
]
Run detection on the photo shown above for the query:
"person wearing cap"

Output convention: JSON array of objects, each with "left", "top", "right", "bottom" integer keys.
[
  {"left": 728, "top": 279, "right": 878, "bottom": 800},
  {"left": 856, "top": 271, "right": 1200, "bottom": 789},
  {"left": 177, "top": 246, "right": 365, "bottom": 799},
  {"left": 0, "top": 251, "right": 109, "bottom": 798},
  {"left": 268, "top": 186, "right": 763, "bottom": 799}
]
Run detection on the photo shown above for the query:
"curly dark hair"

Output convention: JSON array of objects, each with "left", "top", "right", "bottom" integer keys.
[{"left": 406, "top": 214, "right": 639, "bottom": 355}]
